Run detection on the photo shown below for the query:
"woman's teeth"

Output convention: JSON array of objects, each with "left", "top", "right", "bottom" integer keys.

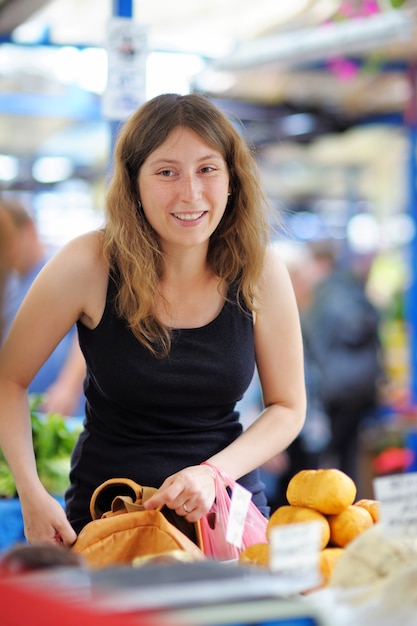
[{"left": 174, "top": 212, "right": 204, "bottom": 221}]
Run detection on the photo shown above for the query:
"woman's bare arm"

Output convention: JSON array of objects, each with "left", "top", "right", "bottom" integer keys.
[{"left": 0, "top": 231, "right": 107, "bottom": 545}]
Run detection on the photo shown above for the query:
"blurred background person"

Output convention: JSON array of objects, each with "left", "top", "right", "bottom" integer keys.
[
  {"left": 0, "top": 206, "right": 14, "bottom": 345},
  {"left": 302, "top": 239, "right": 386, "bottom": 484},
  {"left": 239, "top": 242, "right": 331, "bottom": 512},
  {"left": 257, "top": 243, "right": 331, "bottom": 511},
  {"left": 0, "top": 196, "right": 85, "bottom": 417}
]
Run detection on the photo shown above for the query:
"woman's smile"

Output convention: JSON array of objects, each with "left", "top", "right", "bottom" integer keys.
[{"left": 172, "top": 211, "right": 207, "bottom": 223}]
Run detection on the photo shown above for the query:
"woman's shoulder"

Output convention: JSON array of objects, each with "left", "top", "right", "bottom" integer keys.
[
  {"left": 57, "top": 230, "right": 109, "bottom": 328},
  {"left": 62, "top": 229, "right": 104, "bottom": 255},
  {"left": 45, "top": 230, "right": 109, "bottom": 299},
  {"left": 255, "top": 243, "right": 298, "bottom": 314},
  {"left": 54, "top": 230, "right": 106, "bottom": 270},
  {"left": 261, "top": 243, "right": 291, "bottom": 284}
]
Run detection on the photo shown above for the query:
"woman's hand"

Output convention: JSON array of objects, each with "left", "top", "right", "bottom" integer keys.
[
  {"left": 143, "top": 464, "right": 215, "bottom": 522},
  {"left": 19, "top": 487, "right": 77, "bottom": 547}
]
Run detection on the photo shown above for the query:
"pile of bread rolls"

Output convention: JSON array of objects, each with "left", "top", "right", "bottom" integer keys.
[{"left": 239, "top": 468, "right": 379, "bottom": 587}]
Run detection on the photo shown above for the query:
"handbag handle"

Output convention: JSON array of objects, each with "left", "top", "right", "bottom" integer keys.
[
  {"left": 90, "top": 478, "right": 158, "bottom": 520},
  {"left": 88, "top": 476, "right": 203, "bottom": 549}
]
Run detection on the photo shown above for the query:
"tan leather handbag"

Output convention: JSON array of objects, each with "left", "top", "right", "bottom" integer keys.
[{"left": 71, "top": 478, "right": 205, "bottom": 570}]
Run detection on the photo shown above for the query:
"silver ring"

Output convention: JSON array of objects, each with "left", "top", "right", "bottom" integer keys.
[{"left": 183, "top": 503, "right": 190, "bottom": 513}]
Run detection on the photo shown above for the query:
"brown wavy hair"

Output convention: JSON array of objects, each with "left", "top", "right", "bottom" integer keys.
[{"left": 103, "top": 93, "right": 272, "bottom": 355}]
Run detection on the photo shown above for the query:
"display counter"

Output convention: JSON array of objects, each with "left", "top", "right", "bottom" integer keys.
[
  {"left": 2, "top": 530, "right": 417, "bottom": 626},
  {"left": 2, "top": 555, "right": 415, "bottom": 626},
  {"left": 0, "top": 561, "right": 330, "bottom": 626}
]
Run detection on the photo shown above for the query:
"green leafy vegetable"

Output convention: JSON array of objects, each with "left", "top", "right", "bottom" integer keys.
[{"left": 0, "top": 394, "right": 82, "bottom": 498}]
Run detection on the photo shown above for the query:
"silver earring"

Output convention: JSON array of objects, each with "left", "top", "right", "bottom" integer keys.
[{"left": 137, "top": 200, "right": 142, "bottom": 209}]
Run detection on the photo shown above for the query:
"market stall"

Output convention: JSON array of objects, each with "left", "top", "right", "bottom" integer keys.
[{"left": 2, "top": 468, "right": 417, "bottom": 626}]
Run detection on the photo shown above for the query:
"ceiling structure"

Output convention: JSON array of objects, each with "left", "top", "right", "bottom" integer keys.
[
  {"left": 0, "top": 0, "right": 416, "bottom": 223},
  {"left": 0, "top": 0, "right": 47, "bottom": 32},
  {"left": 1, "top": 2, "right": 417, "bottom": 137},
  {"left": 202, "top": 6, "right": 417, "bottom": 115}
]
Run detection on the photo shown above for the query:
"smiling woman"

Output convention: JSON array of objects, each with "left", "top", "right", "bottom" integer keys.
[{"left": 0, "top": 93, "right": 306, "bottom": 548}]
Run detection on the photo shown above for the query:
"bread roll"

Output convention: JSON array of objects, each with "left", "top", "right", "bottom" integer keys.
[
  {"left": 239, "top": 542, "right": 269, "bottom": 568},
  {"left": 267, "top": 505, "right": 330, "bottom": 549},
  {"left": 132, "top": 550, "right": 196, "bottom": 567},
  {"left": 318, "top": 547, "right": 345, "bottom": 586},
  {"left": 354, "top": 498, "right": 380, "bottom": 523},
  {"left": 286, "top": 469, "right": 357, "bottom": 515},
  {"left": 328, "top": 504, "right": 373, "bottom": 547}
]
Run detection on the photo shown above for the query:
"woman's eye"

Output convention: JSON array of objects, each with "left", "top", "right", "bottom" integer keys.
[
  {"left": 159, "top": 169, "right": 174, "bottom": 177},
  {"left": 200, "top": 166, "right": 216, "bottom": 173}
]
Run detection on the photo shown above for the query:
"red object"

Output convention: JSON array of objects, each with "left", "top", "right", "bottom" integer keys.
[
  {"left": 372, "top": 447, "right": 414, "bottom": 475},
  {"left": 0, "top": 575, "right": 155, "bottom": 626}
]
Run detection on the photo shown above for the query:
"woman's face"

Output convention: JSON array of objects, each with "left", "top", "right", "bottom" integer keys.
[{"left": 138, "top": 126, "right": 230, "bottom": 253}]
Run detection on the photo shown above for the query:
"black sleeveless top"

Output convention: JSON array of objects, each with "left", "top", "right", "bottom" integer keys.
[{"left": 66, "top": 273, "right": 268, "bottom": 533}]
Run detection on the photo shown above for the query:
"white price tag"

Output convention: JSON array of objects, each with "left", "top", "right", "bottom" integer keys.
[
  {"left": 102, "top": 17, "right": 148, "bottom": 120},
  {"left": 374, "top": 472, "right": 417, "bottom": 538},
  {"left": 226, "top": 482, "right": 252, "bottom": 548},
  {"left": 268, "top": 520, "right": 322, "bottom": 593}
]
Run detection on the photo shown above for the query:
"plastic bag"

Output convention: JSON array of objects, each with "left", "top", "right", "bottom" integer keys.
[{"left": 200, "top": 462, "right": 268, "bottom": 560}]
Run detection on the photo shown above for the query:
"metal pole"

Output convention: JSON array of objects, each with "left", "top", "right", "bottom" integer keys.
[
  {"left": 109, "top": 0, "right": 134, "bottom": 158},
  {"left": 113, "top": 0, "right": 133, "bottom": 18},
  {"left": 404, "top": 66, "right": 417, "bottom": 406}
]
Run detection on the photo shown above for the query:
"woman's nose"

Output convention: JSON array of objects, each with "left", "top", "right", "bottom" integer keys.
[{"left": 179, "top": 175, "right": 201, "bottom": 202}]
